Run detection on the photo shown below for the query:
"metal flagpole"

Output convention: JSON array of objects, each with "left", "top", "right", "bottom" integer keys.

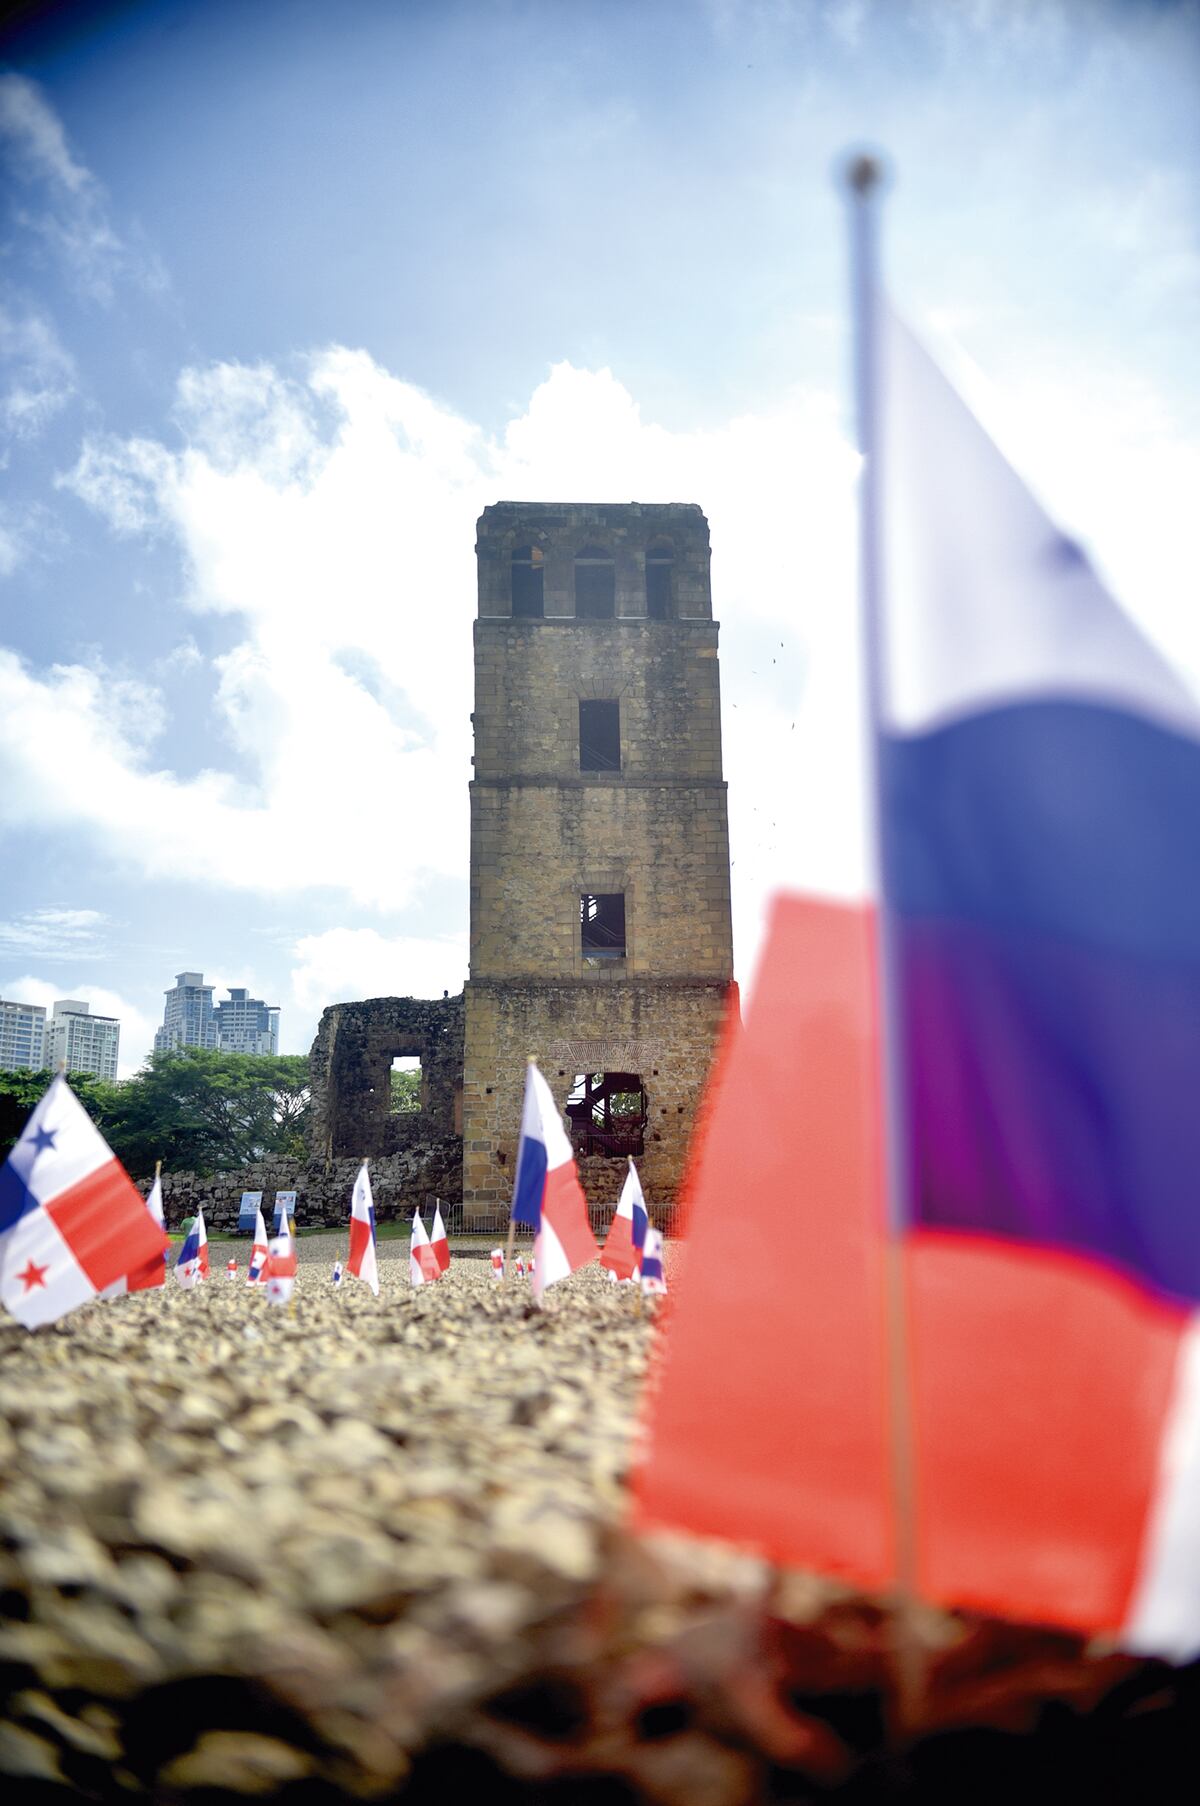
[{"left": 844, "top": 151, "right": 926, "bottom": 1739}]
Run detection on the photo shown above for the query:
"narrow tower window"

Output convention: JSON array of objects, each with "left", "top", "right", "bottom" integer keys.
[
  {"left": 511, "top": 544, "right": 544, "bottom": 617},
  {"left": 646, "top": 541, "right": 673, "bottom": 619},
  {"left": 579, "top": 699, "right": 620, "bottom": 771},
  {"left": 574, "top": 545, "right": 615, "bottom": 619},
  {"left": 581, "top": 892, "right": 626, "bottom": 961}
]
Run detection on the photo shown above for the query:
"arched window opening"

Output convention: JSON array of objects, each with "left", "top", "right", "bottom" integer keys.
[
  {"left": 566, "top": 1071, "right": 646, "bottom": 1156},
  {"left": 511, "top": 544, "right": 544, "bottom": 618},
  {"left": 646, "top": 542, "right": 673, "bottom": 619},
  {"left": 574, "top": 544, "right": 615, "bottom": 619}
]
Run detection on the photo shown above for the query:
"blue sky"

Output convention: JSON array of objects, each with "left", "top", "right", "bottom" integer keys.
[{"left": 1, "top": 0, "right": 1197, "bottom": 1072}]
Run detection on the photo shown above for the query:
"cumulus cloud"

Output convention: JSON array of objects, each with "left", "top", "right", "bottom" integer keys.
[{"left": 7, "top": 326, "right": 1197, "bottom": 988}]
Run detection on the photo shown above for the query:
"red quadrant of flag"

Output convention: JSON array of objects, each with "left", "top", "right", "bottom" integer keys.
[
  {"left": 907, "top": 1230, "right": 1184, "bottom": 1631},
  {"left": 46, "top": 1158, "right": 169, "bottom": 1293},
  {"left": 632, "top": 895, "right": 894, "bottom": 1589},
  {"left": 543, "top": 1161, "right": 598, "bottom": 1271}
]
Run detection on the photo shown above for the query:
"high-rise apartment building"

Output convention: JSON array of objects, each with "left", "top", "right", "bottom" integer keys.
[
  {"left": 155, "top": 973, "right": 280, "bottom": 1057},
  {"left": 215, "top": 988, "right": 280, "bottom": 1056},
  {"left": 154, "top": 972, "right": 218, "bottom": 1055},
  {"left": 47, "top": 1000, "right": 120, "bottom": 1081},
  {"left": 0, "top": 998, "right": 47, "bottom": 1072}
]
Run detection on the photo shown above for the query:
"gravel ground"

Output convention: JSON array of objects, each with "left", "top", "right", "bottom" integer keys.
[{"left": 0, "top": 1262, "right": 1193, "bottom": 1802}]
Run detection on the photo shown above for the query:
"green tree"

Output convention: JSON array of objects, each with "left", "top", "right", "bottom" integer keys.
[
  {"left": 0, "top": 1052, "right": 311, "bottom": 1177},
  {"left": 390, "top": 1066, "right": 420, "bottom": 1113}
]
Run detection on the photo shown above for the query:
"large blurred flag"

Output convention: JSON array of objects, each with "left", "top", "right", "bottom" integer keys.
[
  {"left": 636, "top": 295, "right": 1200, "bottom": 1660},
  {"left": 101, "top": 1169, "right": 168, "bottom": 1298},
  {"left": 600, "top": 1159, "right": 649, "bottom": 1283},
  {"left": 347, "top": 1162, "right": 379, "bottom": 1296},
  {"left": 0, "top": 1075, "right": 169, "bottom": 1328},
  {"left": 174, "top": 1206, "right": 209, "bottom": 1289},
  {"left": 511, "top": 1060, "right": 597, "bottom": 1299}
]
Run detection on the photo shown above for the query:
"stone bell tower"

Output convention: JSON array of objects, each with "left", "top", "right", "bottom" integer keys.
[{"left": 461, "top": 502, "right": 734, "bottom": 1222}]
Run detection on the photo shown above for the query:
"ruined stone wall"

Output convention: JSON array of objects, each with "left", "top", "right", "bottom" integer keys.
[
  {"left": 308, "top": 994, "right": 464, "bottom": 1163},
  {"left": 462, "top": 979, "right": 730, "bottom": 1215},
  {"left": 148, "top": 1144, "right": 462, "bottom": 1234}
]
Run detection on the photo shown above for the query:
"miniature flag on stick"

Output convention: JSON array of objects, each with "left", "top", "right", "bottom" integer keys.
[
  {"left": 409, "top": 1209, "right": 439, "bottom": 1286},
  {"left": 600, "top": 1158, "right": 649, "bottom": 1283},
  {"left": 175, "top": 1206, "right": 209, "bottom": 1289},
  {"left": 347, "top": 1161, "right": 379, "bottom": 1296},
  {"left": 265, "top": 1231, "right": 296, "bottom": 1306},
  {"left": 636, "top": 166, "right": 1200, "bottom": 1663},
  {"left": 490, "top": 1247, "right": 505, "bottom": 1279},
  {"left": 430, "top": 1200, "right": 450, "bottom": 1275},
  {"left": 246, "top": 1205, "right": 269, "bottom": 1284},
  {"left": 332, "top": 1258, "right": 343, "bottom": 1287},
  {"left": 511, "top": 1060, "right": 597, "bottom": 1299},
  {"left": 641, "top": 1225, "right": 667, "bottom": 1295},
  {"left": 0, "top": 1075, "right": 169, "bottom": 1328},
  {"left": 226, "top": 1257, "right": 238, "bottom": 1280}
]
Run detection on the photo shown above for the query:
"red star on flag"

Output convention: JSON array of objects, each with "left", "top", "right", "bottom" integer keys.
[{"left": 17, "top": 1260, "right": 49, "bottom": 1293}]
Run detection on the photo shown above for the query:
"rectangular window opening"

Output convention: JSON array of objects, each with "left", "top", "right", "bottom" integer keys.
[
  {"left": 581, "top": 892, "right": 626, "bottom": 962},
  {"left": 390, "top": 1055, "right": 421, "bottom": 1113},
  {"left": 579, "top": 699, "right": 620, "bottom": 771},
  {"left": 566, "top": 1071, "right": 645, "bottom": 1157}
]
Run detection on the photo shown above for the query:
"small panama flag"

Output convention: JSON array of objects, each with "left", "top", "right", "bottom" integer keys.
[
  {"left": 99, "top": 1167, "right": 168, "bottom": 1299},
  {"left": 409, "top": 1209, "right": 440, "bottom": 1286},
  {"left": 265, "top": 1227, "right": 297, "bottom": 1306},
  {"left": 332, "top": 1258, "right": 343, "bottom": 1287},
  {"left": 515, "top": 1254, "right": 525, "bottom": 1278},
  {"left": 0, "top": 1074, "right": 169, "bottom": 1328},
  {"left": 490, "top": 1247, "right": 505, "bottom": 1278},
  {"left": 347, "top": 1161, "right": 379, "bottom": 1296},
  {"left": 600, "top": 1158, "right": 649, "bottom": 1283},
  {"left": 429, "top": 1200, "right": 450, "bottom": 1276},
  {"left": 226, "top": 1257, "right": 238, "bottom": 1279},
  {"left": 511, "top": 1059, "right": 598, "bottom": 1300},
  {"left": 175, "top": 1206, "right": 209, "bottom": 1288},
  {"left": 641, "top": 1225, "right": 667, "bottom": 1295},
  {"left": 246, "top": 1205, "right": 269, "bottom": 1285}
]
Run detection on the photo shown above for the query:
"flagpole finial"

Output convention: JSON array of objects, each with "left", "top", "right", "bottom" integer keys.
[
  {"left": 155, "top": 1159, "right": 162, "bottom": 1179},
  {"left": 843, "top": 150, "right": 886, "bottom": 197},
  {"left": 527, "top": 1054, "right": 536, "bottom": 1064}
]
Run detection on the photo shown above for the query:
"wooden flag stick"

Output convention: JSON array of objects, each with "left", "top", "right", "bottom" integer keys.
[{"left": 846, "top": 150, "right": 927, "bottom": 1742}]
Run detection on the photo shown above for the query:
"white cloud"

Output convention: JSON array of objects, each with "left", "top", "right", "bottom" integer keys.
[
  {"left": 3, "top": 322, "right": 1195, "bottom": 989},
  {"left": 3, "top": 975, "right": 156, "bottom": 1080},
  {"left": 0, "top": 301, "right": 75, "bottom": 442},
  {"left": 0, "top": 907, "right": 108, "bottom": 958},
  {"left": 289, "top": 927, "right": 469, "bottom": 1020},
  {"left": 0, "top": 74, "right": 165, "bottom": 304}
]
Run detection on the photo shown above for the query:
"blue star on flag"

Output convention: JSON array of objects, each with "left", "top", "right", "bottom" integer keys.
[{"left": 26, "top": 1125, "right": 57, "bottom": 1157}]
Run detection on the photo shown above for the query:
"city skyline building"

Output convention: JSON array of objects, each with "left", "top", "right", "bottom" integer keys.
[
  {"left": 46, "top": 1000, "right": 120, "bottom": 1081},
  {"left": 0, "top": 998, "right": 47, "bottom": 1073},
  {"left": 154, "top": 971, "right": 280, "bottom": 1058},
  {"left": 215, "top": 987, "right": 280, "bottom": 1056},
  {"left": 154, "top": 971, "right": 218, "bottom": 1055}
]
